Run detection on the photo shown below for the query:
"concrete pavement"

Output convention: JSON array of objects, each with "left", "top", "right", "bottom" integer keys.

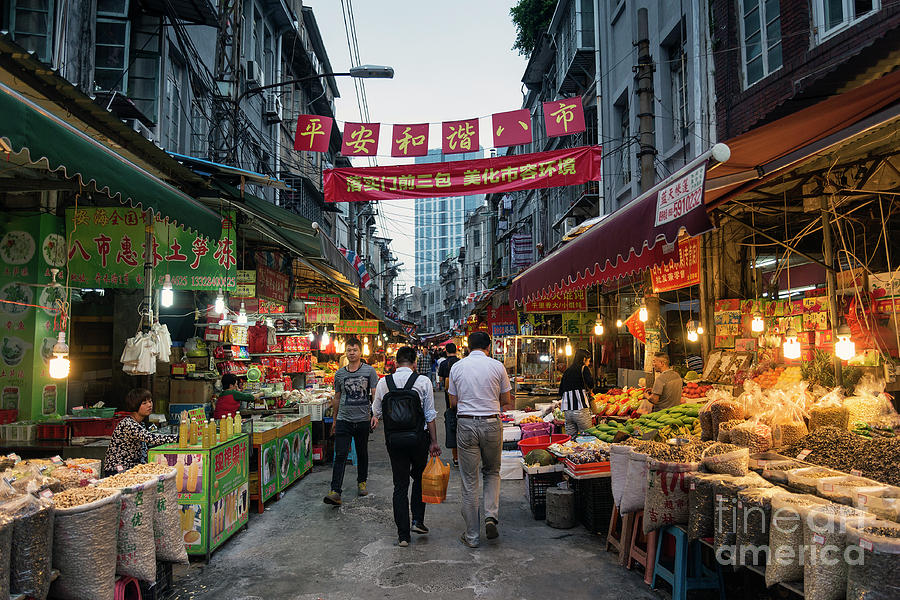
[{"left": 170, "top": 392, "right": 664, "bottom": 600}]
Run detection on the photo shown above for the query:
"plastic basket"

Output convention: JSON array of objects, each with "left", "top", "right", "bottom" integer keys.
[
  {"left": 0, "top": 409, "right": 18, "bottom": 424},
  {"left": 20, "top": 423, "right": 37, "bottom": 441},
  {"left": 309, "top": 402, "right": 325, "bottom": 421},
  {"left": 525, "top": 471, "right": 565, "bottom": 520},
  {"left": 68, "top": 417, "right": 120, "bottom": 438},
  {"left": 37, "top": 422, "right": 68, "bottom": 440},
  {"left": 71, "top": 407, "right": 116, "bottom": 418},
  {"left": 572, "top": 476, "right": 614, "bottom": 534},
  {"left": 297, "top": 404, "right": 312, "bottom": 418},
  {"left": 517, "top": 434, "right": 570, "bottom": 455}
]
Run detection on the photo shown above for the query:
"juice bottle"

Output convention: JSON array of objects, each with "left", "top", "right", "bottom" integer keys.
[
  {"left": 201, "top": 420, "right": 210, "bottom": 448},
  {"left": 226, "top": 414, "right": 233, "bottom": 437},
  {"left": 234, "top": 412, "right": 242, "bottom": 436},
  {"left": 178, "top": 419, "right": 188, "bottom": 447},
  {"left": 208, "top": 420, "right": 215, "bottom": 446},
  {"left": 219, "top": 417, "right": 227, "bottom": 442}
]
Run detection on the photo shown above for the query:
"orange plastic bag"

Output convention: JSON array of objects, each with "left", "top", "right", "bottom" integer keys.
[{"left": 421, "top": 456, "right": 450, "bottom": 504}]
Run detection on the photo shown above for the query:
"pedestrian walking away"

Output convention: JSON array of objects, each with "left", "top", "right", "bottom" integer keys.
[
  {"left": 438, "top": 343, "right": 461, "bottom": 466},
  {"left": 371, "top": 346, "right": 440, "bottom": 547},
  {"left": 446, "top": 331, "right": 513, "bottom": 548},
  {"left": 325, "top": 337, "right": 379, "bottom": 506},
  {"left": 558, "top": 349, "right": 594, "bottom": 436}
]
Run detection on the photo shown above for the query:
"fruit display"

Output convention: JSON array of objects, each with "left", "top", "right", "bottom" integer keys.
[
  {"left": 548, "top": 438, "right": 607, "bottom": 456},
  {"left": 524, "top": 449, "right": 556, "bottom": 467},
  {"left": 584, "top": 402, "right": 704, "bottom": 443},
  {"left": 519, "top": 414, "right": 544, "bottom": 424},
  {"left": 749, "top": 365, "right": 802, "bottom": 389},
  {"left": 591, "top": 387, "right": 645, "bottom": 418},
  {"left": 682, "top": 381, "right": 713, "bottom": 400}
]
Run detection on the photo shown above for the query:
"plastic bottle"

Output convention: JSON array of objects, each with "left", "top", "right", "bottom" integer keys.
[
  {"left": 225, "top": 414, "right": 233, "bottom": 437},
  {"left": 219, "top": 417, "right": 227, "bottom": 442},
  {"left": 178, "top": 415, "right": 189, "bottom": 447},
  {"left": 188, "top": 419, "right": 197, "bottom": 446},
  {"left": 234, "top": 412, "right": 242, "bottom": 436}
]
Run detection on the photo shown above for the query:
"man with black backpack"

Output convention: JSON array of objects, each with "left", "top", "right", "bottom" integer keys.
[{"left": 371, "top": 346, "right": 440, "bottom": 547}]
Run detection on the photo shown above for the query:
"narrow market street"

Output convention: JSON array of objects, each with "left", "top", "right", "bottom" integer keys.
[{"left": 170, "top": 392, "right": 661, "bottom": 600}]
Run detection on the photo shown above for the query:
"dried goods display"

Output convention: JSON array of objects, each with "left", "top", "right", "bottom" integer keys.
[
  {"left": 52, "top": 486, "right": 117, "bottom": 509},
  {"left": 2, "top": 493, "right": 54, "bottom": 599},
  {"left": 802, "top": 504, "right": 873, "bottom": 600},
  {"left": 784, "top": 426, "right": 868, "bottom": 472},
  {"left": 644, "top": 459, "right": 699, "bottom": 533},
  {"left": 734, "top": 487, "right": 782, "bottom": 567},
  {"left": 765, "top": 493, "right": 829, "bottom": 587},
  {"left": 701, "top": 443, "right": 750, "bottom": 476},
  {"left": 687, "top": 473, "right": 728, "bottom": 541},
  {"left": 846, "top": 520, "right": 900, "bottom": 600}
]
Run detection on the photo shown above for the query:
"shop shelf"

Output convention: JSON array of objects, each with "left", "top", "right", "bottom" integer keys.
[
  {"left": 525, "top": 471, "right": 565, "bottom": 520},
  {"left": 517, "top": 434, "right": 570, "bottom": 455}
]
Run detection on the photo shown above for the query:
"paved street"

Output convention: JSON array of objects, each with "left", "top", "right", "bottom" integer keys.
[{"left": 169, "top": 392, "right": 662, "bottom": 600}]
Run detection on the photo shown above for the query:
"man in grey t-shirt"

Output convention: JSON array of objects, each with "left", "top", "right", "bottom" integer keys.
[
  {"left": 647, "top": 352, "right": 683, "bottom": 411},
  {"left": 325, "top": 337, "right": 380, "bottom": 506}
]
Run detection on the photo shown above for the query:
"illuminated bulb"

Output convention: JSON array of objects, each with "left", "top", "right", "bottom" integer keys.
[
  {"left": 638, "top": 301, "right": 648, "bottom": 322},
  {"left": 835, "top": 324, "right": 855, "bottom": 361},
  {"left": 751, "top": 313, "right": 765, "bottom": 333},
  {"left": 594, "top": 314, "right": 603, "bottom": 336},
  {"left": 686, "top": 320, "right": 698, "bottom": 342},
  {"left": 48, "top": 331, "right": 70, "bottom": 379},
  {"left": 697, "top": 325, "right": 705, "bottom": 335},
  {"left": 308, "top": 332, "right": 315, "bottom": 342},
  {"left": 160, "top": 274, "right": 174, "bottom": 308},
  {"left": 236, "top": 303, "right": 248, "bottom": 325},
  {"left": 616, "top": 318, "right": 623, "bottom": 328},
  {"left": 565, "top": 343, "right": 572, "bottom": 357},
  {"left": 321, "top": 331, "right": 330, "bottom": 346},
  {"left": 377, "top": 337, "right": 383, "bottom": 347},
  {"left": 214, "top": 290, "right": 225, "bottom": 315},
  {"left": 783, "top": 327, "right": 801, "bottom": 360},
  {"left": 363, "top": 342, "right": 370, "bottom": 356},
  {"left": 265, "top": 317, "right": 274, "bottom": 328}
]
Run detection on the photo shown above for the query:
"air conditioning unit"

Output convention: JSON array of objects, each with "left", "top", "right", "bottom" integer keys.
[
  {"left": 263, "top": 93, "right": 282, "bottom": 122},
  {"left": 126, "top": 118, "right": 155, "bottom": 142},
  {"left": 245, "top": 60, "right": 263, "bottom": 86}
]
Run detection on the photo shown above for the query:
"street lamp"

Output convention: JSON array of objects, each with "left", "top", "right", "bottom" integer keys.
[{"left": 235, "top": 65, "right": 394, "bottom": 106}]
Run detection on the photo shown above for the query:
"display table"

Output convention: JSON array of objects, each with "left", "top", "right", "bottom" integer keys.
[
  {"left": 247, "top": 414, "right": 312, "bottom": 513},
  {"left": 148, "top": 433, "right": 250, "bottom": 561},
  {"left": 0, "top": 439, "right": 109, "bottom": 462}
]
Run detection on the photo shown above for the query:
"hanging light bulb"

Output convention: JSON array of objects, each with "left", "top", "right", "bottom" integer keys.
[
  {"left": 160, "top": 274, "right": 174, "bottom": 308},
  {"left": 696, "top": 324, "right": 705, "bottom": 335},
  {"left": 308, "top": 331, "right": 315, "bottom": 342},
  {"left": 564, "top": 343, "right": 573, "bottom": 357},
  {"left": 363, "top": 342, "right": 371, "bottom": 356},
  {"left": 686, "top": 320, "right": 699, "bottom": 343},
  {"left": 48, "top": 331, "right": 70, "bottom": 379},
  {"left": 751, "top": 313, "right": 765, "bottom": 333},
  {"left": 364, "top": 335, "right": 370, "bottom": 343},
  {"left": 594, "top": 314, "right": 604, "bottom": 336},
  {"left": 214, "top": 290, "right": 225, "bottom": 315},
  {"left": 265, "top": 317, "right": 274, "bottom": 328},
  {"left": 236, "top": 303, "right": 248, "bottom": 325},
  {"left": 321, "top": 330, "right": 330, "bottom": 346},
  {"left": 638, "top": 300, "right": 648, "bottom": 322},
  {"left": 616, "top": 318, "right": 623, "bottom": 328},
  {"left": 377, "top": 337, "right": 383, "bottom": 347},
  {"left": 783, "top": 327, "right": 801, "bottom": 360},
  {"left": 835, "top": 324, "right": 856, "bottom": 361}
]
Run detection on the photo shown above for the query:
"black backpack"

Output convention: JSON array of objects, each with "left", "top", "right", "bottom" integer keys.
[{"left": 382, "top": 373, "right": 425, "bottom": 446}]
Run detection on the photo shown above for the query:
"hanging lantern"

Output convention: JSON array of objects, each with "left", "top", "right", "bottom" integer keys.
[
  {"left": 48, "top": 331, "right": 70, "bottom": 379},
  {"left": 214, "top": 290, "right": 226, "bottom": 315},
  {"left": 363, "top": 342, "right": 371, "bottom": 356},
  {"left": 783, "top": 327, "right": 801, "bottom": 360},
  {"left": 594, "top": 314, "right": 604, "bottom": 336},
  {"left": 616, "top": 318, "right": 623, "bottom": 328},
  {"left": 686, "top": 320, "right": 699, "bottom": 343},
  {"left": 835, "top": 324, "right": 856, "bottom": 361},
  {"left": 638, "top": 300, "right": 648, "bottom": 322},
  {"left": 751, "top": 313, "right": 765, "bottom": 333},
  {"left": 236, "top": 303, "right": 248, "bottom": 325},
  {"left": 160, "top": 274, "right": 174, "bottom": 308}
]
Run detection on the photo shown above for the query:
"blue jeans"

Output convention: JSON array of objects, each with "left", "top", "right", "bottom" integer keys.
[{"left": 330, "top": 420, "right": 369, "bottom": 494}]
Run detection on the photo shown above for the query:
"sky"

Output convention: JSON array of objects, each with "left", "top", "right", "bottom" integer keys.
[{"left": 304, "top": 0, "right": 529, "bottom": 292}]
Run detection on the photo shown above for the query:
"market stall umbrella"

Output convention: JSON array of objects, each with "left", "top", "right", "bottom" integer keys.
[{"left": 0, "top": 82, "right": 222, "bottom": 239}]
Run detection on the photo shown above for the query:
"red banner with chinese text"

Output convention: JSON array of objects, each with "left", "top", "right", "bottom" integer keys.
[
  {"left": 294, "top": 115, "right": 333, "bottom": 152},
  {"left": 523, "top": 289, "right": 587, "bottom": 313},
  {"left": 324, "top": 145, "right": 602, "bottom": 203},
  {"left": 341, "top": 122, "right": 380, "bottom": 156},
  {"left": 442, "top": 118, "right": 479, "bottom": 155},
  {"left": 492, "top": 108, "right": 533, "bottom": 147},
  {"left": 650, "top": 237, "right": 701, "bottom": 293},
  {"left": 256, "top": 265, "right": 289, "bottom": 303},
  {"left": 543, "top": 98, "right": 586, "bottom": 137},
  {"left": 391, "top": 123, "right": 429, "bottom": 157}
]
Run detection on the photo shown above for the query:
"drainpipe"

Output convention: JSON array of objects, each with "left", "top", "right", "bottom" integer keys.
[{"left": 593, "top": 0, "right": 604, "bottom": 217}]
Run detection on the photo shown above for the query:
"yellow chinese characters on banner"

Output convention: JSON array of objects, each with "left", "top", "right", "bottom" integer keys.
[{"left": 650, "top": 237, "right": 701, "bottom": 293}]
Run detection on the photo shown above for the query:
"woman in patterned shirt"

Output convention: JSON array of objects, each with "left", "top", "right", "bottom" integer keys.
[{"left": 104, "top": 388, "right": 176, "bottom": 475}]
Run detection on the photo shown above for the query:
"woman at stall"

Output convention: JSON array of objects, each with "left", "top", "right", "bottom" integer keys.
[
  {"left": 104, "top": 388, "right": 177, "bottom": 475},
  {"left": 558, "top": 349, "right": 594, "bottom": 436}
]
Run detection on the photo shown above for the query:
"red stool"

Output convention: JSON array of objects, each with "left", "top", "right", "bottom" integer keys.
[
  {"left": 626, "top": 510, "right": 659, "bottom": 585},
  {"left": 114, "top": 576, "right": 141, "bottom": 600},
  {"left": 606, "top": 504, "right": 634, "bottom": 566}
]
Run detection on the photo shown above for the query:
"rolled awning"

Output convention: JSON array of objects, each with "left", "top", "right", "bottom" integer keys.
[
  {"left": 510, "top": 148, "right": 727, "bottom": 305},
  {"left": 0, "top": 82, "right": 222, "bottom": 239}
]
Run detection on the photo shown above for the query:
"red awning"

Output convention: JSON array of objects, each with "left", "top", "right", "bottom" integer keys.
[
  {"left": 705, "top": 68, "right": 900, "bottom": 208},
  {"left": 510, "top": 159, "right": 717, "bottom": 306}
]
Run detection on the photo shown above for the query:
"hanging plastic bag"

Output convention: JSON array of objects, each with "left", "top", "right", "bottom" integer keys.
[
  {"left": 844, "top": 373, "right": 897, "bottom": 427},
  {"left": 808, "top": 388, "right": 849, "bottom": 431},
  {"left": 421, "top": 457, "right": 450, "bottom": 504}
]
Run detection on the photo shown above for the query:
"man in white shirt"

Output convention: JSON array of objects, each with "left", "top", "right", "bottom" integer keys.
[
  {"left": 446, "top": 331, "right": 513, "bottom": 548},
  {"left": 372, "top": 346, "right": 440, "bottom": 547}
]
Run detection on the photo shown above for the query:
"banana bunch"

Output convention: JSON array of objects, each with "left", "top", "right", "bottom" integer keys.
[{"left": 654, "top": 423, "right": 697, "bottom": 442}]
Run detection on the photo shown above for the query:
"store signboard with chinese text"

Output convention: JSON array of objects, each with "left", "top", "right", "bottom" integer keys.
[
  {"left": 65, "top": 208, "right": 236, "bottom": 290},
  {"left": 488, "top": 304, "right": 518, "bottom": 337},
  {"left": 654, "top": 166, "right": 706, "bottom": 227},
  {"left": 298, "top": 293, "right": 340, "bottom": 324},
  {"left": 333, "top": 320, "right": 379, "bottom": 335},
  {"left": 523, "top": 289, "right": 587, "bottom": 313},
  {"left": 650, "top": 237, "right": 701, "bottom": 293},
  {"left": 256, "top": 266, "right": 289, "bottom": 303}
]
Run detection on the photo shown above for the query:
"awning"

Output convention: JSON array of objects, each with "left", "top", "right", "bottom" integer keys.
[
  {"left": 510, "top": 148, "right": 727, "bottom": 305},
  {"left": 705, "top": 68, "right": 900, "bottom": 208},
  {"left": 0, "top": 82, "right": 222, "bottom": 239},
  {"left": 169, "top": 153, "right": 292, "bottom": 190}
]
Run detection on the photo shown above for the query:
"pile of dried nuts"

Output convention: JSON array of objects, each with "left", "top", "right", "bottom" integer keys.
[{"left": 53, "top": 487, "right": 117, "bottom": 509}]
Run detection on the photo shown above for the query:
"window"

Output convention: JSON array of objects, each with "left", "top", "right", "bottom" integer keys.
[
  {"left": 97, "top": 0, "right": 128, "bottom": 16},
  {"left": 190, "top": 98, "right": 209, "bottom": 157},
  {"left": 813, "top": 0, "right": 878, "bottom": 41},
  {"left": 94, "top": 18, "right": 130, "bottom": 91},
  {"left": 9, "top": 0, "right": 54, "bottom": 63},
  {"left": 473, "top": 228, "right": 481, "bottom": 247},
  {"left": 163, "top": 61, "right": 185, "bottom": 151},
  {"left": 473, "top": 263, "right": 480, "bottom": 280},
  {"left": 617, "top": 97, "right": 631, "bottom": 185},
  {"left": 127, "top": 16, "right": 161, "bottom": 122},
  {"left": 669, "top": 37, "right": 688, "bottom": 145},
  {"left": 739, "top": 0, "right": 782, "bottom": 87},
  {"left": 263, "top": 26, "right": 275, "bottom": 90}
]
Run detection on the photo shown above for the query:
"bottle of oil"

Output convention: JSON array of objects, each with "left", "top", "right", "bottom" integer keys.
[
  {"left": 234, "top": 412, "right": 242, "bottom": 436},
  {"left": 219, "top": 416, "right": 227, "bottom": 443},
  {"left": 188, "top": 419, "right": 197, "bottom": 446},
  {"left": 178, "top": 415, "right": 189, "bottom": 447}
]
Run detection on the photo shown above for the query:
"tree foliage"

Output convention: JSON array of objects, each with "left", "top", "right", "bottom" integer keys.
[{"left": 510, "top": 0, "right": 558, "bottom": 56}]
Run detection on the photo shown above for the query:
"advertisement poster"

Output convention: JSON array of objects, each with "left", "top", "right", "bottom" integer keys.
[
  {"left": 259, "top": 437, "right": 279, "bottom": 502},
  {"left": 256, "top": 265, "right": 289, "bottom": 304},
  {"left": 65, "top": 208, "right": 236, "bottom": 291},
  {"left": 0, "top": 213, "right": 67, "bottom": 418},
  {"left": 333, "top": 320, "right": 380, "bottom": 335},
  {"left": 303, "top": 294, "right": 340, "bottom": 324}
]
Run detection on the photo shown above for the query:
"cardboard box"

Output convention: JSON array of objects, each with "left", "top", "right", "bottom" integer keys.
[{"left": 169, "top": 380, "right": 215, "bottom": 405}]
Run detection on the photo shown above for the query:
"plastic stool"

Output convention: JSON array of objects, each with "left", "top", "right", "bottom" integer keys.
[
  {"left": 626, "top": 511, "right": 658, "bottom": 584},
  {"left": 333, "top": 439, "right": 357, "bottom": 466},
  {"left": 605, "top": 505, "right": 634, "bottom": 566},
  {"left": 114, "top": 576, "right": 140, "bottom": 600},
  {"left": 652, "top": 525, "right": 725, "bottom": 600}
]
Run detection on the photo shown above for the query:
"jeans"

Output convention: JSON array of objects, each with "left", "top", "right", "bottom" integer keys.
[
  {"left": 456, "top": 417, "right": 502, "bottom": 546},
  {"left": 564, "top": 408, "right": 592, "bottom": 436},
  {"left": 386, "top": 431, "right": 429, "bottom": 542},
  {"left": 444, "top": 407, "right": 458, "bottom": 449},
  {"left": 330, "top": 419, "right": 370, "bottom": 494}
]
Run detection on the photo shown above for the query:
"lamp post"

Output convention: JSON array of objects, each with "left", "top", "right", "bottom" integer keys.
[{"left": 234, "top": 64, "right": 394, "bottom": 106}]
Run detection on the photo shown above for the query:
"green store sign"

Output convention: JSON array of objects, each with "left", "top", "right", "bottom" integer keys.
[{"left": 65, "top": 208, "right": 236, "bottom": 290}]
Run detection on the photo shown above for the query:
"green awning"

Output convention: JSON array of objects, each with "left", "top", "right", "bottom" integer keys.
[{"left": 0, "top": 83, "right": 222, "bottom": 239}]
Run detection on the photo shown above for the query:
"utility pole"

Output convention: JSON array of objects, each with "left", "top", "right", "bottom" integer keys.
[
  {"left": 636, "top": 8, "right": 656, "bottom": 193},
  {"left": 821, "top": 196, "right": 843, "bottom": 386},
  {"left": 213, "top": 0, "right": 244, "bottom": 165}
]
